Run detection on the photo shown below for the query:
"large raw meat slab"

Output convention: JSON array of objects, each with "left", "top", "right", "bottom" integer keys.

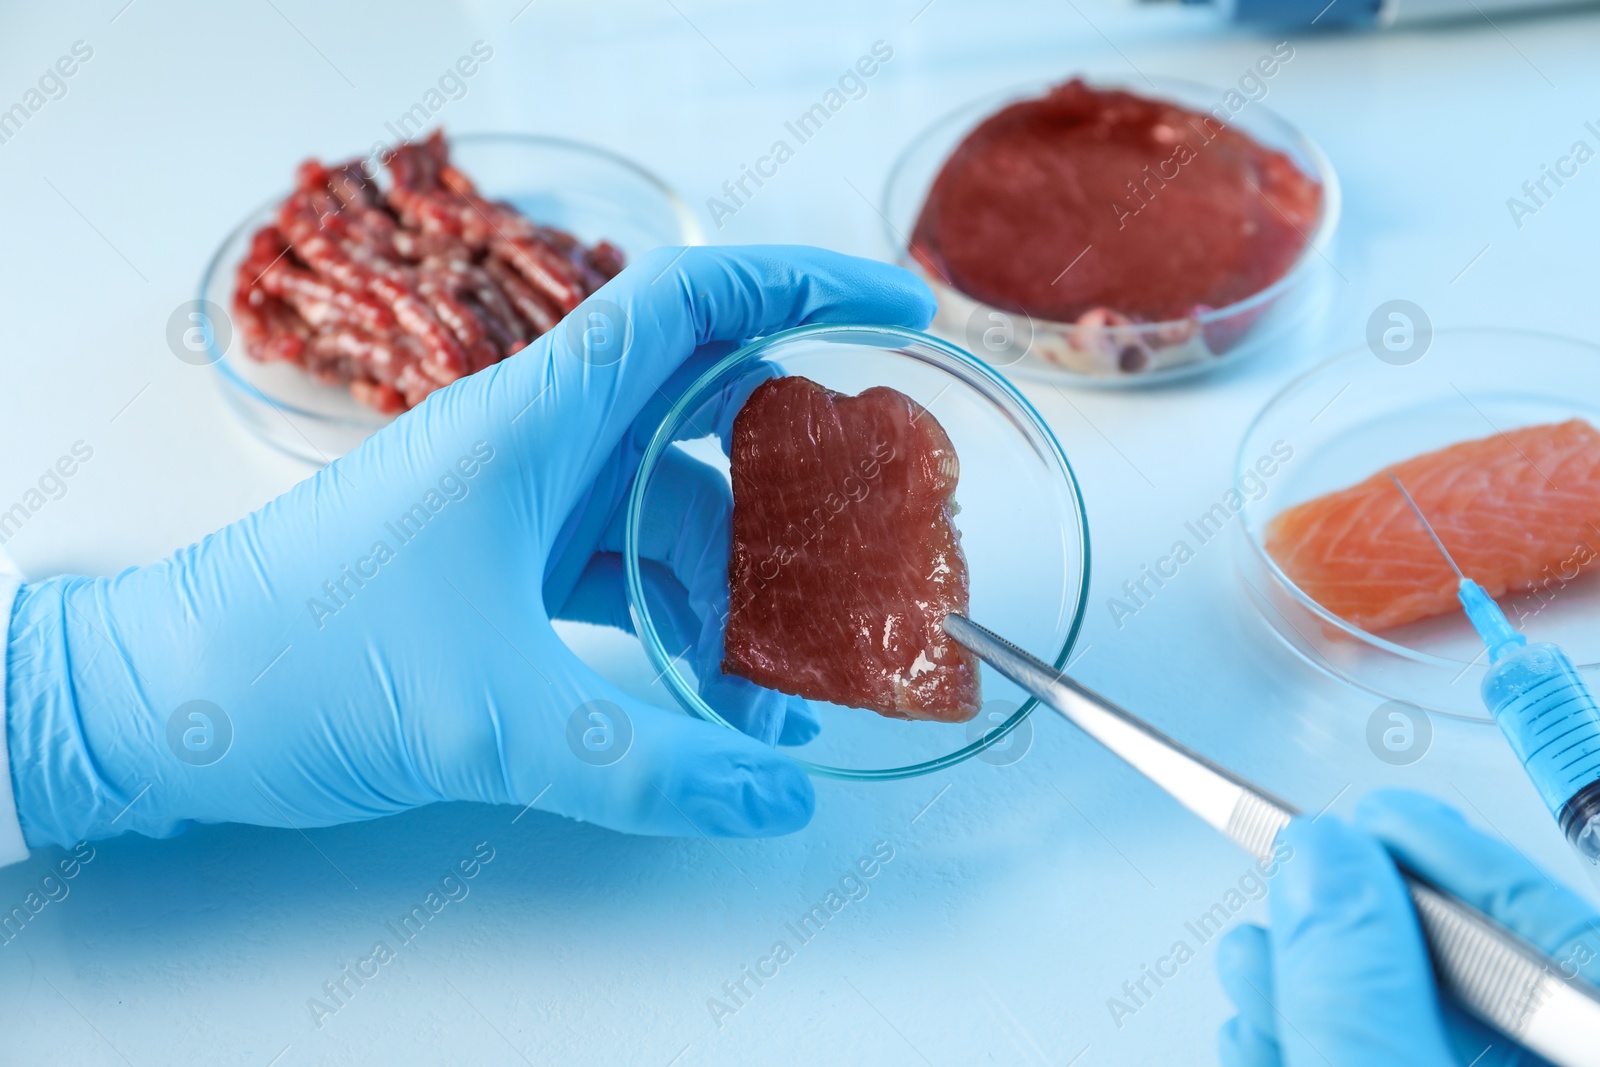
[{"left": 722, "top": 376, "right": 981, "bottom": 722}]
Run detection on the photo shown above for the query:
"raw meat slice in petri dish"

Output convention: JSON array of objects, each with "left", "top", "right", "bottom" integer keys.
[
  {"left": 722, "top": 376, "right": 981, "bottom": 722},
  {"left": 1266, "top": 419, "right": 1600, "bottom": 632}
]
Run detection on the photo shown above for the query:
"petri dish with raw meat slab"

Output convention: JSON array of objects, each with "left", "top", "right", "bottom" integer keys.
[
  {"left": 883, "top": 76, "right": 1339, "bottom": 386},
  {"left": 623, "top": 325, "right": 1090, "bottom": 779}
]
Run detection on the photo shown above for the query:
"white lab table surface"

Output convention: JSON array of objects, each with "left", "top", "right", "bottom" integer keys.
[{"left": 1, "top": 1, "right": 1598, "bottom": 1063}]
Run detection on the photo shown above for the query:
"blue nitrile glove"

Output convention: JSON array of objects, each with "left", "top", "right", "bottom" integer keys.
[
  {"left": 1216, "top": 789, "right": 1600, "bottom": 1066},
  {"left": 5, "top": 245, "right": 936, "bottom": 848}
]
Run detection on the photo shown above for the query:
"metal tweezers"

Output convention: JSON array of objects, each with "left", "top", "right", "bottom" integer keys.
[{"left": 946, "top": 614, "right": 1600, "bottom": 1067}]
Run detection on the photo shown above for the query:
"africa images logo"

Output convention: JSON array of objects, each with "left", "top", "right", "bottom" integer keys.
[{"left": 166, "top": 700, "right": 234, "bottom": 767}]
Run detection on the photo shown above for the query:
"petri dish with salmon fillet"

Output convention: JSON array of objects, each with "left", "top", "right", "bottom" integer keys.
[
  {"left": 624, "top": 325, "right": 1090, "bottom": 779},
  {"left": 1235, "top": 329, "right": 1600, "bottom": 720}
]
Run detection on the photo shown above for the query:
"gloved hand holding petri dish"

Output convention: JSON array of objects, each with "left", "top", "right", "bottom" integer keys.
[{"left": 4, "top": 246, "right": 951, "bottom": 849}]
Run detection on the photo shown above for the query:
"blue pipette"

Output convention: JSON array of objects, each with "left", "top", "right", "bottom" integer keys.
[{"left": 1391, "top": 474, "right": 1600, "bottom": 863}]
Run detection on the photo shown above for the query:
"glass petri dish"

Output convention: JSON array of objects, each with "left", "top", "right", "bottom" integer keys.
[
  {"left": 198, "top": 132, "right": 703, "bottom": 465},
  {"left": 1236, "top": 329, "right": 1600, "bottom": 721},
  {"left": 624, "top": 325, "right": 1090, "bottom": 780},
  {"left": 882, "top": 76, "right": 1339, "bottom": 387}
]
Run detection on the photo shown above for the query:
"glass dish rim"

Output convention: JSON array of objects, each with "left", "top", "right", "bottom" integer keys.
[
  {"left": 880, "top": 73, "right": 1343, "bottom": 335},
  {"left": 197, "top": 130, "right": 706, "bottom": 431},
  {"left": 1235, "top": 325, "right": 1600, "bottom": 674},
  {"left": 623, "top": 322, "right": 1093, "bottom": 781}
]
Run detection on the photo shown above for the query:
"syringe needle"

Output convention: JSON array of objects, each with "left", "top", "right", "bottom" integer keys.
[
  {"left": 1389, "top": 473, "right": 1466, "bottom": 580},
  {"left": 1389, "top": 472, "right": 1525, "bottom": 659}
]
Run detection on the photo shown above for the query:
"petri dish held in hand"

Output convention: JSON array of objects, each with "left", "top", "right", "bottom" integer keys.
[
  {"left": 1235, "top": 329, "right": 1600, "bottom": 721},
  {"left": 624, "top": 325, "right": 1090, "bottom": 780}
]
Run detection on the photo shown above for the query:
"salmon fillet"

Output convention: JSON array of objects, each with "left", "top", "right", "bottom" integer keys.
[
  {"left": 722, "top": 376, "right": 981, "bottom": 722},
  {"left": 1265, "top": 419, "right": 1600, "bottom": 633}
]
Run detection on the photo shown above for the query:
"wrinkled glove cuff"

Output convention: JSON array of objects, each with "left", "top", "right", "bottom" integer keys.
[
  {"left": 0, "top": 554, "right": 27, "bottom": 866},
  {"left": 5, "top": 577, "right": 156, "bottom": 850}
]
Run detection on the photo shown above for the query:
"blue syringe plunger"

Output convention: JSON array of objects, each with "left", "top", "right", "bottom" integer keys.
[
  {"left": 1388, "top": 473, "right": 1600, "bottom": 863},
  {"left": 1456, "top": 578, "right": 1528, "bottom": 663}
]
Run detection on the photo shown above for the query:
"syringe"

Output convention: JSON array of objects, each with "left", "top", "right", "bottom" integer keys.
[
  {"left": 1391, "top": 474, "right": 1600, "bottom": 862},
  {"left": 1142, "top": 0, "right": 1600, "bottom": 30}
]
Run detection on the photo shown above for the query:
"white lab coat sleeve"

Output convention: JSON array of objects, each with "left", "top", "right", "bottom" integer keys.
[{"left": 0, "top": 550, "right": 30, "bottom": 867}]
